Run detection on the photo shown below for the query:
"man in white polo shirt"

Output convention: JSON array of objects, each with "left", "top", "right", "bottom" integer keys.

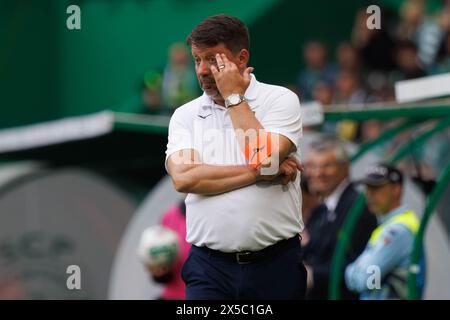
[{"left": 165, "top": 14, "right": 306, "bottom": 299}]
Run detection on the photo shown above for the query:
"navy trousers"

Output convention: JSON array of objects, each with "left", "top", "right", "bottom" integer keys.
[{"left": 181, "top": 237, "right": 307, "bottom": 300}]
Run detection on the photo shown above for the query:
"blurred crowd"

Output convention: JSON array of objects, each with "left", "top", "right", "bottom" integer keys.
[
  {"left": 117, "top": 42, "right": 200, "bottom": 116},
  {"left": 292, "top": 0, "right": 450, "bottom": 185},
  {"left": 297, "top": 1, "right": 450, "bottom": 110},
  {"left": 299, "top": 138, "right": 424, "bottom": 300}
]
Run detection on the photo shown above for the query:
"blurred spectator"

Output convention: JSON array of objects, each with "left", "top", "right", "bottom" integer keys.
[
  {"left": 300, "top": 174, "right": 322, "bottom": 248},
  {"left": 365, "top": 71, "right": 396, "bottom": 103},
  {"left": 297, "top": 41, "right": 336, "bottom": 101},
  {"left": 301, "top": 136, "right": 377, "bottom": 300},
  {"left": 431, "top": 31, "right": 450, "bottom": 73},
  {"left": 159, "top": 199, "right": 190, "bottom": 300},
  {"left": 396, "top": 0, "right": 444, "bottom": 68},
  {"left": 116, "top": 70, "right": 164, "bottom": 115},
  {"left": 116, "top": 42, "right": 199, "bottom": 116},
  {"left": 361, "top": 120, "right": 383, "bottom": 142},
  {"left": 313, "top": 81, "right": 334, "bottom": 107},
  {"left": 439, "top": 2, "right": 450, "bottom": 32},
  {"left": 351, "top": 8, "right": 396, "bottom": 72},
  {"left": 311, "top": 81, "right": 339, "bottom": 136},
  {"left": 333, "top": 71, "right": 370, "bottom": 142},
  {"left": 161, "top": 42, "right": 199, "bottom": 111},
  {"left": 336, "top": 42, "right": 360, "bottom": 73},
  {"left": 300, "top": 174, "right": 321, "bottom": 226},
  {"left": 389, "top": 40, "right": 427, "bottom": 83},
  {"left": 141, "top": 71, "right": 164, "bottom": 114},
  {"left": 345, "top": 164, "right": 422, "bottom": 300},
  {"left": 144, "top": 199, "right": 190, "bottom": 300},
  {"left": 333, "top": 70, "right": 367, "bottom": 105},
  {"left": 397, "top": 0, "right": 425, "bottom": 40}
]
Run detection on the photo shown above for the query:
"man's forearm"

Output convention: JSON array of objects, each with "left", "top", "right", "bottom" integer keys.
[
  {"left": 228, "top": 102, "right": 292, "bottom": 162},
  {"left": 228, "top": 102, "right": 263, "bottom": 155},
  {"left": 172, "top": 163, "right": 259, "bottom": 195},
  {"left": 228, "top": 101, "right": 264, "bottom": 133}
]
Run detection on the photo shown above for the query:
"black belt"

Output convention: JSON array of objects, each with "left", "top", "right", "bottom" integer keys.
[{"left": 196, "top": 236, "right": 300, "bottom": 264}]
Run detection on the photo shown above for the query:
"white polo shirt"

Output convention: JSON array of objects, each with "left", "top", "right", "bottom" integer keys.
[{"left": 165, "top": 74, "right": 303, "bottom": 252}]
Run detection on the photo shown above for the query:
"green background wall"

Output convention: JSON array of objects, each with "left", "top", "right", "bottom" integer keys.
[{"left": 0, "top": 1, "right": 61, "bottom": 128}]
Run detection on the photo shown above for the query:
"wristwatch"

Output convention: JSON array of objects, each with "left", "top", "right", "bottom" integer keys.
[{"left": 225, "top": 93, "right": 246, "bottom": 108}]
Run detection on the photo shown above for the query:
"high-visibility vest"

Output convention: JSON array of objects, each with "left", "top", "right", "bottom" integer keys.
[
  {"left": 369, "top": 210, "right": 419, "bottom": 246},
  {"left": 367, "top": 209, "right": 420, "bottom": 299}
]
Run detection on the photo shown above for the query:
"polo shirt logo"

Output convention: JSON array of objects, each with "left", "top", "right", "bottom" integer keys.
[
  {"left": 198, "top": 114, "right": 212, "bottom": 119},
  {"left": 250, "top": 146, "right": 265, "bottom": 162}
]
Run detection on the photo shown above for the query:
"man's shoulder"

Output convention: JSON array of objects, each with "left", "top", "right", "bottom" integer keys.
[
  {"left": 171, "top": 95, "right": 204, "bottom": 119},
  {"left": 176, "top": 95, "right": 205, "bottom": 112},
  {"left": 258, "top": 81, "right": 299, "bottom": 101},
  {"left": 377, "top": 222, "right": 414, "bottom": 248},
  {"left": 385, "top": 211, "right": 419, "bottom": 237}
]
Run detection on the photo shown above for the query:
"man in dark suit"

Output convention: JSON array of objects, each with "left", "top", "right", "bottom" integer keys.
[{"left": 301, "top": 137, "right": 377, "bottom": 299}]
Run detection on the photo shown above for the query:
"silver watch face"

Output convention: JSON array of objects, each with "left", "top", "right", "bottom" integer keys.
[
  {"left": 227, "top": 94, "right": 241, "bottom": 107},
  {"left": 228, "top": 94, "right": 240, "bottom": 105}
]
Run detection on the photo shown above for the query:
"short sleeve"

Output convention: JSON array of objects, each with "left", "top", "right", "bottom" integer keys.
[
  {"left": 165, "top": 109, "right": 195, "bottom": 170},
  {"left": 261, "top": 90, "right": 302, "bottom": 149}
]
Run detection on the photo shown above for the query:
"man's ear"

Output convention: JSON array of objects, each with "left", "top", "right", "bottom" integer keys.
[{"left": 238, "top": 49, "right": 250, "bottom": 68}]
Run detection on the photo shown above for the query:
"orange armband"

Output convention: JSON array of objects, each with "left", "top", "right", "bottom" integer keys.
[{"left": 244, "top": 131, "right": 278, "bottom": 169}]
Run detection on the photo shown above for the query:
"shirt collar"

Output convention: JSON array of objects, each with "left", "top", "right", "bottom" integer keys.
[
  {"left": 323, "top": 178, "right": 350, "bottom": 212},
  {"left": 244, "top": 74, "right": 259, "bottom": 101},
  {"left": 199, "top": 73, "right": 259, "bottom": 109},
  {"left": 377, "top": 205, "right": 408, "bottom": 225}
]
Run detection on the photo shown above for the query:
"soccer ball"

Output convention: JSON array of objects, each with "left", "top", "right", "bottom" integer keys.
[{"left": 137, "top": 225, "right": 179, "bottom": 269}]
